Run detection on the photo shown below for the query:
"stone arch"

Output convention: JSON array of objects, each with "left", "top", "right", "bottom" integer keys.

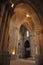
[
  {"left": 8, "top": 3, "right": 42, "bottom": 60},
  {"left": 11, "top": 3, "right": 41, "bottom": 30}
]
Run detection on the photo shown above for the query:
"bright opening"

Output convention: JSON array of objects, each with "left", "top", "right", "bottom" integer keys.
[{"left": 27, "top": 31, "right": 29, "bottom": 37}]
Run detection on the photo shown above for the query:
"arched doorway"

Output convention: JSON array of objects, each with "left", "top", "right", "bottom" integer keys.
[
  {"left": 18, "top": 24, "right": 31, "bottom": 58},
  {"left": 24, "top": 40, "right": 31, "bottom": 58}
]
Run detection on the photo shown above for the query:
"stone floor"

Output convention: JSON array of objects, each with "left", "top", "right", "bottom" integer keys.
[{"left": 10, "top": 58, "right": 36, "bottom": 65}]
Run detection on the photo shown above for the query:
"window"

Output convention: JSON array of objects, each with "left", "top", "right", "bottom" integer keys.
[{"left": 27, "top": 31, "right": 29, "bottom": 37}]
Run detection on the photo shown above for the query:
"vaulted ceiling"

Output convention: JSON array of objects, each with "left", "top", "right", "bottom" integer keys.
[{"left": 0, "top": 0, "right": 43, "bottom": 25}]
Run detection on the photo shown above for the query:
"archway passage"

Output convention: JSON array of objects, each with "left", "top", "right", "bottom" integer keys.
[
  {"left": 24, "top": 40, "right": 31, "bottom": 58},
  {"left": 18, "top": 24, "right": 31, "bottom": 58},
  {"left": 0, "top": 0, "right": 43, "bottom": 65},
  {"left": 8, "top": 3, "right": 42, "bottom": 62}
]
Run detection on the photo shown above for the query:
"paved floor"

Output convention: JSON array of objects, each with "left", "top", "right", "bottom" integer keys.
[{"left": 10, "top": 58, "right": 36, "bottom": 65}]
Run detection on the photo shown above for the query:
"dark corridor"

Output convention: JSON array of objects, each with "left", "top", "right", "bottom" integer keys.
[{"left": 24, "top": 40, "right": 31, "bottom": 58}]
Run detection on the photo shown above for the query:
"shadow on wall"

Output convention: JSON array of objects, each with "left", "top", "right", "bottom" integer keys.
[{"left": 37, "top": 54, "right": 43, "bottom": 65}]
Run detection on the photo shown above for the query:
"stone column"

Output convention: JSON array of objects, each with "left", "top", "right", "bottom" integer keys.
[
  {"left": 0, "top": 3, "right": 11, "bottom": 65},
  {"left": 36, "top": 30, "right": 43, "bottom": 65},
  {"left": 0, "top": 4, "right": 5, "bottom": 51},
  {"left": 8, "top": 21, "right": 19, "bottom": 58}
]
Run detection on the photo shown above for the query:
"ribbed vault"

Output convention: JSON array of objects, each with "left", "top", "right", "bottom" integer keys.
[{"left": 8, "top": 3, "right": 42, "bottom": 59}]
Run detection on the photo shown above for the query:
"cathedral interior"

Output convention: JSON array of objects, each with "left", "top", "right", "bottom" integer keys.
[{"left": 0, "top": 0, "right": 43, "bottom": 65}]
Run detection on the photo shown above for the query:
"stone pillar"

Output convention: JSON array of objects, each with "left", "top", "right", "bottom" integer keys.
[
  {"left": 8, "top": 21, "right": 19, "bottom": 58},
  {"left": 14, "top": 28, "right": 19, "bottom": 58},
  {"left": 0, "top": 4, "right": 5, "bottom": 51},
  {"left": 0, "top": 3, "right": 11, "bottom": 65},
  {"left": 3, "top": 14, "right": 10, "bottom": 52},
  {"left": 36, "top": 30, "right": 43, "bottom": 65}
]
